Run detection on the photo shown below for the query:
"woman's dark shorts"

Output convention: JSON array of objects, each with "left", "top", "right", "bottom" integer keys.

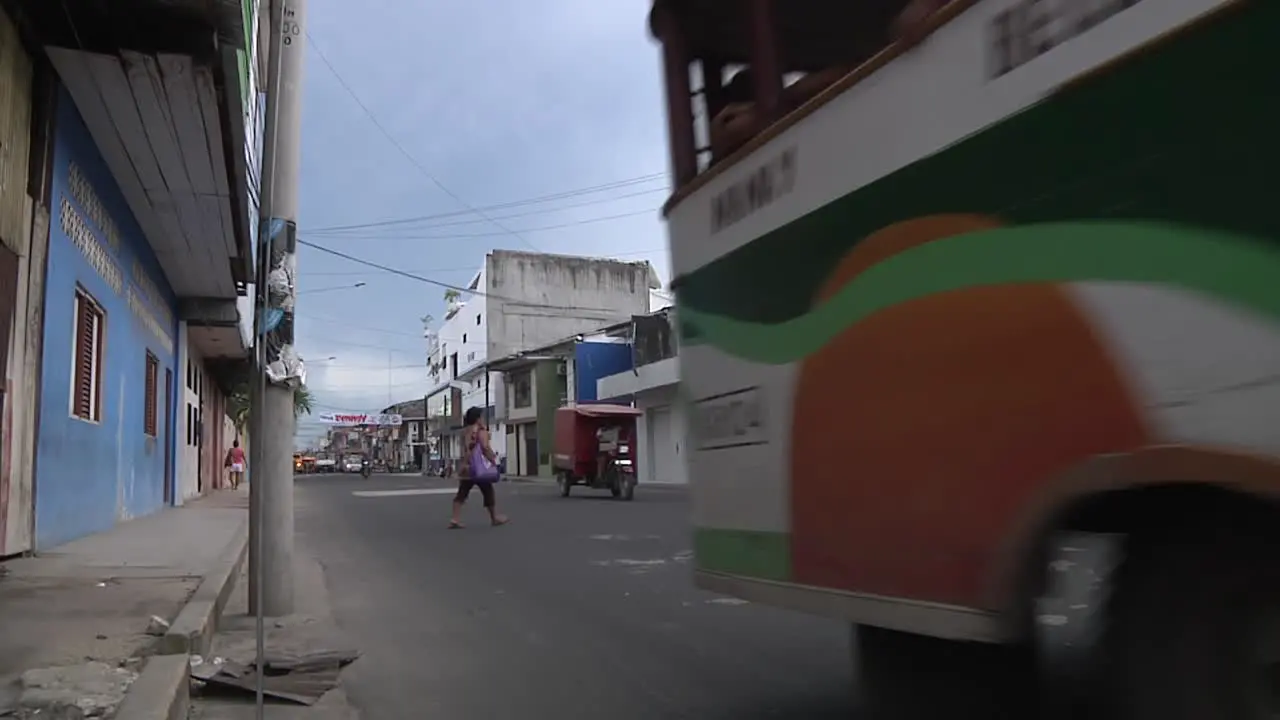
[{"left": 454, "top": 479, "right": 495, "bottom": 507}]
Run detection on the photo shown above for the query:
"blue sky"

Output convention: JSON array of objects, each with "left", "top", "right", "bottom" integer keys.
[{"left": 292, "top": 0, "right": 671, "bottom": 443}]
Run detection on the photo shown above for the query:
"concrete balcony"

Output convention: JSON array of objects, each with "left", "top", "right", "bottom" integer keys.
[{"left": 14, "top": 0, "right": 256, "bottom": 356}]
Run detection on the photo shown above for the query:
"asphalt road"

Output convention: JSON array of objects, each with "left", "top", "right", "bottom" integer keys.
[{"left": 294, "top": 473, "right": 859, "bottom": 719}]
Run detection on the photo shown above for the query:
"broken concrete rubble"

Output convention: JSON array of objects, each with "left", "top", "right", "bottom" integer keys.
[
  {"left": 9, "top": 661, "right": 138, "bottom": 719},
  {"left": 144, "top": 615, "right": 171, "bottom": 636}
]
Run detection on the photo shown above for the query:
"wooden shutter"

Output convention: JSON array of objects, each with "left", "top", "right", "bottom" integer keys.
[
  {"left": 144, "top": 352, "right": 158, "bottom": 435},
  {"left": 72, "top": 290, "right": 102, "bottom": 421}
]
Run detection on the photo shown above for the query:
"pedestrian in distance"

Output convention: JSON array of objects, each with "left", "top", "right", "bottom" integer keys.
[
  {"left": 225, "top": 439, "right": 246, "bottom": 490},
  {"left": 448, "top": 407, "right": 509, "bottom": 529}
]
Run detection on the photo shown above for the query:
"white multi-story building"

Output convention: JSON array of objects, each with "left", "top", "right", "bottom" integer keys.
[{"left": 425, "top": 250, "right": 658, "bottom": 471}]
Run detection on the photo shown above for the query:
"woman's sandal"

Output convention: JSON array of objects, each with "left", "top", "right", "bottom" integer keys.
[
  {"left": 491, "top": 517, "right": 509, "bottom": 527},
  {"left": 448, "top": 520, "right": 464, "bottom": 529}
]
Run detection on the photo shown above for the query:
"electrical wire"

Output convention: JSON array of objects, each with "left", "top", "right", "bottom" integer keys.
[
  {"left": 306, "top": 187, "right": 664, "bottom": 237},
  {"left": 300, "top": 245, "right": 665, "bottom": 277},
  {"left": 306, "top": 30, "right": 543, "bottom": 252},
  {"left": 298, "top": 207, "right": 661, "bottom": 242},
  {"left": 305, "top": 177, "right": 668, "bottom": 234},
  {"left": 296, "top": 236, "right": 651, "bottom": 313},
  {"left": 295, "top": 313, "right": 424, "bottom": 339},
  {"left": 297, "top": 336, "right": 423, "bottom": 354}
]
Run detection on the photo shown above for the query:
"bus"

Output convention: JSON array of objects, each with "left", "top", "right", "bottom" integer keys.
[{"left": 651, "top": 0, "right": 1279, "bottom": 715}]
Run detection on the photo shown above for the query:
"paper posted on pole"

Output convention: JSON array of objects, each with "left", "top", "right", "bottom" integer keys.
[{"left": 259, "top": 218, "right": 304, "bottom": 387}]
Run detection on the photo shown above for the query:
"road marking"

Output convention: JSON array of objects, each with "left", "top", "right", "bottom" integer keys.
[{"left": 351, "top": 488, "right": 457, "bottom": 498}]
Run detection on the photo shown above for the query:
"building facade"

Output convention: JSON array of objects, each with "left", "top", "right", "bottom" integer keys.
[
  {"left": 33, "top": 89, "right": 182, "bottom": 547},
  {"left": 0, "top": 0, "right": 259, "bottom": 551},
  {"left": 426, "top": 276, "right": 505, "bottom": 467},
  {"left": 491, "top": 318, "right": 637, "bottom": 478},
  {"left": 379, "top": 398, "right": 425, "bottom": 469},
  {"left": 425, "top": 250, "right": 657, "bottom": 472},
  {"left": 598, "top": 309, "right": 685, "bottom": 485},
  {"left": 0, "top": 4, "right": 46, "bottom": 555}
]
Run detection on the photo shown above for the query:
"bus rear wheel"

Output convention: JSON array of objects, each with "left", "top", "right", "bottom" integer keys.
[{"left": 1097, "top": 524, "right": 1280, "bottom": 720}]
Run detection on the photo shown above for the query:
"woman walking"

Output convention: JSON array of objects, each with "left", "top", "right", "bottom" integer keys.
[
  {"left": 449, "top": 407, "right": 509, "bottom": 529},
  {"left": 225, "top": 439, "right": 246, "bottom": 490}
]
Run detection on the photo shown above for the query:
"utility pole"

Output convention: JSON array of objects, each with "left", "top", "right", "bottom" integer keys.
[{"left": 250, "top": 0, "right": 307, "bottom": 621}]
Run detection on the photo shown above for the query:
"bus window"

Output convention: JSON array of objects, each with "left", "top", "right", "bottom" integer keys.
[{"left": 649, "top": 0, "right": 958, "bottom": 189}]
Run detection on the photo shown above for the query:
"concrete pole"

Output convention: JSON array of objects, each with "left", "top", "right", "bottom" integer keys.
[{"left": 249, "top": 0, "right": 306, "bottom": 617}]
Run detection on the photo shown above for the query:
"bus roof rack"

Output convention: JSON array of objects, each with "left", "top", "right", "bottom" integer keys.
[{"left": 648, "top": 0, "right": 911, "bottom": 71}]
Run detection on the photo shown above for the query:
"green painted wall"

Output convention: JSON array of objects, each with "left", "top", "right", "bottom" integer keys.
[{"left": 533, "top": 360, "right": 561, "bottom": 474}]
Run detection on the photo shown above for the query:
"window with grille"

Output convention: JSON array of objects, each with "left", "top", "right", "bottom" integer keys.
[
  {"left": 512, "top": 371, "right": 532, "bottom": 408},
  {"left": 144, "top": 352, "right": 158, "bottom": 436},
  {"left": 71, "top": 289, "right": 105, "bottom": 422}
]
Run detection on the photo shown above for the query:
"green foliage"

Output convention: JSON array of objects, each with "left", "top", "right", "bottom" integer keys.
[{"left": 226, "top": 381, "right": 314, "bottom": 435}]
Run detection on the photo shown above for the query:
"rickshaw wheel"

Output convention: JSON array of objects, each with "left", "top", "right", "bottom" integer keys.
[{"left": 558, "top": 473, "right": 572, "bottom": 497}]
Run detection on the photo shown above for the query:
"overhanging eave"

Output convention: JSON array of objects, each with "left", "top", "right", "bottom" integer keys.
[
  {"left": 47, "top": 46, "right": 246, "bottom": 299},
  {"left": 180, "top": 297, "right": 240, "bottom": 326}
]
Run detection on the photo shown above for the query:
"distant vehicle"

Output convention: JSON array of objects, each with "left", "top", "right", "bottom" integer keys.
[
  {"left": 342, "top": 457, "right": 363, "bottom": 473},
  {"left": 552, "top": 404, "right": 641, "bottom": 500},
  {"left": 314, "top": 457, "right": 336, "bottom": 473}
]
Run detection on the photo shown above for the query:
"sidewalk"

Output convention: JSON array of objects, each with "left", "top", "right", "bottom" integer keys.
[
  {"left": 191, "top": 529, "right": 360, "bottom": 717},
  {"left": 0, "top": 487, "right": 249, "bottom": 718}
]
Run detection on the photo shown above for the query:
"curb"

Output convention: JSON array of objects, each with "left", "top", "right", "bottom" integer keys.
[
  {"left": 159, "top": 516, "right": 249, "bottom": 657},
  {"left": 115, "top": 655, "right": 190, "bottom": 720}
]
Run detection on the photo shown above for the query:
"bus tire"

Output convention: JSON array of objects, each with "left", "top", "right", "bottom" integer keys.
[
  {"left": 1098, "top": 523, "right": 1280, "bottom": 720},
  {"left": 853, "top": 624, "right": 1033, "bottom": 718}
]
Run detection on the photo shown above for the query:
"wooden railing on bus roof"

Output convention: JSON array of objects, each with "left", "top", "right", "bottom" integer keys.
[{"left": 661, "top": 0, "right": 981, "bottom": 218}]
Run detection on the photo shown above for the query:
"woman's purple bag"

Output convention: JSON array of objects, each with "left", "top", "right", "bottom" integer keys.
[{"left": 469, "top": 441, "right": 500, "bottom": 482}]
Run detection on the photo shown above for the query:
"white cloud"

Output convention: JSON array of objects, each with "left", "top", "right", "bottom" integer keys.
[{"left": 302, "top": 349, "right": 431, "bottom": 413}]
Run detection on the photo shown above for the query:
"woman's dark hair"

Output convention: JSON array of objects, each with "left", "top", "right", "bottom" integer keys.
[
  {"left": 463, "top": 406, "right": 484, "bottom": 427},
  {"left": 233, "top": 439, "right": 240, "bottom": 448}
]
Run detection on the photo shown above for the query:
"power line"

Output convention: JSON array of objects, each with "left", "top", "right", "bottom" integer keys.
[
  {"left": 306, "top": 31, "right": 541, "bottom": 252},
  {"left": 298, "top": 207, "right": 660, "bottom": 243},
  {"left": 300, "top": 246, "right": 667, "bottom": 277},
  {"left": 295, "top": 312, "right": 424, "bottom": 339},
  {"left": 311, "top": 361, "right": 428, "bottom": 371},
  {"left": 297, "top": 336, "right": 422, "bottom": 354},
  {"left": 307, "top": 187, "right": 665, "bottom": 237},
  {"left": 305, "top": 178, "right": 668, "bottom": 235},
  {"left": 306, "top": 377, "right": 428, "bottom": 391},
  {"left": 296, "top": 237, "right": 653, "bottom": 313}
]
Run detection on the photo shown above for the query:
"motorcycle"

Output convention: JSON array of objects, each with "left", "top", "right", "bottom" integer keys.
[{"left": 360, "top": 459, "right": 372, "bottom": 479}]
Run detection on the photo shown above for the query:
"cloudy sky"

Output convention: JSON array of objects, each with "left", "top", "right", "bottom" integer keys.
[{"left": 291, "top": 0, "right": 671, "bottom": 445}]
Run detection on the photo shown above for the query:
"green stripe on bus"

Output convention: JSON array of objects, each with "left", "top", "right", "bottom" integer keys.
[
  {"left": 680, "top": 221, "right": 1280, "bottom": 364},
  {"left": 694, "top": 528, "right": 790, "bottom": 581}
]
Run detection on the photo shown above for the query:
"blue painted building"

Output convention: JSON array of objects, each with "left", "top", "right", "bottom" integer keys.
[
  {"left": 572, "top": 342, "right": 633, "bottom": 403},
  {"left": 34, "top": 88, "right": 180, "bottom": 549}
]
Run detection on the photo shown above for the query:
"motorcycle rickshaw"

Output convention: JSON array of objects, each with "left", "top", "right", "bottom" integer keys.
[{"left": 551, "top": 404, "right": 643, "bottom": 501}]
